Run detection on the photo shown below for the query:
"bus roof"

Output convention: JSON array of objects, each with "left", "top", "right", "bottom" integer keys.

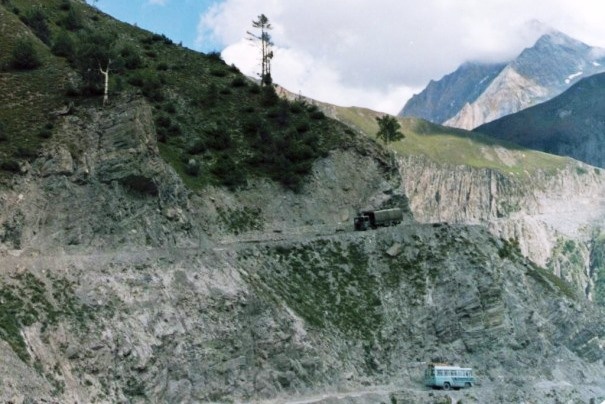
[{"left": 429, "top": 365, "right": 472, "bottom": 371}]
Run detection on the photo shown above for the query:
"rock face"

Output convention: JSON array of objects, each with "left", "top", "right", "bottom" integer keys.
[
  {"left": 1, "top": 96, "right": 605, "bottom": 403},
  {"left": 398, "top": 153, "right": 605, "bottom": 299},
  {"left": 401, "top": 31, "right": 605, "bottom": 130},
  {"left": 399, "top": 62, "right": 506, "bottom": 124},
  {"left": 444, "top": 65, "right": 551, "bottom": 130},
  {"left": 476, "top": 72, "right": 605, "bottom": 169}
]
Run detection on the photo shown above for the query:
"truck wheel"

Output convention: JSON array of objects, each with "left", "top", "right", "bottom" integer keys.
[
  {"left": 464, "top": 382, "right": 471, "bottom": 388},
  {"left": 443, "top": 382, "right": 451, "bottom": 390}
]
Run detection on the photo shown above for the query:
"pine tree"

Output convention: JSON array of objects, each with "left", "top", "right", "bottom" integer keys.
[
  {"left": 375, "top": 115, "right": 404, "bottom": 146},
  {"left": 247, "top": 14, "right": 274, "bottom": 86}
]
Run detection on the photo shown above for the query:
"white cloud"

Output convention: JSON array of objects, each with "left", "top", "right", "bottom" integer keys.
[{"left": 197, "top": 0, "right": 605, "bottom": 114}]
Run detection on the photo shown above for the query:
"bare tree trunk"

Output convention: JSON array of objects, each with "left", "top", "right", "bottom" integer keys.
[{"left": 99, "top": 59, "right": 111, "bottom": 106}]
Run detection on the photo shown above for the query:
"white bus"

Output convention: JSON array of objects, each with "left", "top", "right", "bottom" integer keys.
[{"left": 424, "top": 364, "right": 474, "bottom": 390}]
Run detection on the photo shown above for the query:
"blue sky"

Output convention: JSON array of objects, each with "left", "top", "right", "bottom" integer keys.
[
  {"left": 94, "top": 0, "right": 223, "bottom": 52},
  {"left": 93, "top": 0, "right": 605, "bottom": 114}
]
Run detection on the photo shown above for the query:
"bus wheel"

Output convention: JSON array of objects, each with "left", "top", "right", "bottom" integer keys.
[
  {"left": 443, "top": 382, "right": 451, "bottom": 390},
  {"left": 465, "top": 382, "right": 472, "bottom": 388}
]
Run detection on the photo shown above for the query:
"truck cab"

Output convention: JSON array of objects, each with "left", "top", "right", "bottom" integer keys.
[{"left": 354, "top": 214, "right": 371, "bottom": 231}]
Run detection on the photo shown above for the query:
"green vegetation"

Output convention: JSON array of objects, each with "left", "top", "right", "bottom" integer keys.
[
  {"left": 247, "top": 14, "right": 274, "bottom": 86},
  {"left": 21, "top": 6, "right": 52, "bottom": 44},
  {"left": 498, "top": 238, "right": 521, "bottom": 260},
  {"left": 547, "top": 238, "right": 586, "bottom": 288},
  {"left": 0, "top": 272, "right": 92, "bottom": 362},
  {"left": 375, "top": 114, "right": 404, "bottom": 146},
  {"left": 217, "top": 206, "right": 263, "bottom": 235},
  {"left": 576, "top": 166, "right": 588, "bottom": 175},
  {"left": 496, "top": 237, "right": 577, "bottom": 299},
  {"left": 0, "top": 0, "right": 351, "bottom": 190},
  {"left": 329, "top": 105, "right": 570, "bottom": 176},
  {"left": 258, "top": 240, "right": 382, "bottom": 340},
  {"left": 526, "top": 264, "right": 577, "bottom": 300},
  {"left": 10, "top": 37, "right": 42, "bottom": 70},
  {"left": 590, "top": 231, "right": 605, "bottom": 307}
]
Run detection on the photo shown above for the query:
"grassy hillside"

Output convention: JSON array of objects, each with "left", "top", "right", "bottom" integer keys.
[
  {"left": 0, "top": 0, "right": 357, "bottom": 191},
  {"left": 327, "top": 104, "right": 573, "bottom": 176},
  {"left": 475, "top": 72, "right": 605, "bottom": 168}
]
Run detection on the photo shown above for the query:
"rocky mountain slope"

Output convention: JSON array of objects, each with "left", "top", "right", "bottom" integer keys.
[
  {"left": 1, "top": 1, "right": 605, "bottom": 403},
  {"left": 400, "top": 30, "right": 605, "bottom": 130},
  {"left": 398, "top": 62, "right": 505, "bottom": 124},
  {"left": 323, "top": 105, "right": 605, "bottom": 306},
  {"left": 476, "top": 72, "right": 605, "bottom": 168}
]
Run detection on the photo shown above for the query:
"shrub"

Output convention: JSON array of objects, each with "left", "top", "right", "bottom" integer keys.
[
  {"left": 205, "top": 130, "right": 232, "bottom": 151},
  {"left": 185, "top": 158, "right": 201, "bottom": 176},
  {"left": 207, "top": 51, "right": 223, "bottom": 62},
  {"left": 119, "top": 45, "right": 142, "bottom": 70},
  {"left": 260, "top": 85, "right": 279, "bottom": 107},
  {"left": 128, "top": 71, "right": 164, "bottom": 101},
  {"left": 187, "top": 139, "right": 206, "bottom": 155},
  {"left": 210, "top": 68, "right": 227, "bottom": 77},
  {"left": 290, "top": 101, "right": 306, "bottom": 114},
  {"left": 241, "top": 115, "right": 262, "bottom": 135},
  {"left": 15, "top": 146, "right": 37, "bottom": 160},
  {"left": 296, "top": 119, "right": 311, "bottom": 133},
  {"left": 59, "top": 0, "right": 71, "bottom": 11},
  {"left": 61, "top": 7, "right": 84, "bottom": 31},
  {"left": 156, "top": 62, "right": 169, "bottom": 71},
  {"left": 248, "top": 84, "right": 261, "bottom": 94},
  {"left": 212, "top": 154, "right": 244, "bottom": 189},
  {"left": 11, "top": 38, "right": 41, "bottom": 70},
  {"left": 199, "top": 83, "right": 218, "bottom": 108},
  {"left": 37, "top": 123, "right": 53, "bottom": 139},
  {"left": 155, "top": 114, "right": 172, "bottom": 129},
  {"left": 0, "top": 160, "right": 20, "bottom": 173},
  {"left": 52, "top": 31, "right": 76, "bottom": 61},
  {"left": 162, "top": 101, "right": 176, "bottom": 114},
  {"left": 22, "top": 8, "right": 51, "bottom": 44},
  {"left": 231, "top": 76, "right": 247, "bottom": 87},
  {"left": 155, "top": 114, "right": 181, "bottom": 141},
  {"left": 150, "top": 33, "right": 172, "bottom": 45},
  {"left": 267, "top": 102, "right": 290, "bottom": 127},
  {"left": 310, "top": 110, "right": 325, "bottom": 120},
  {"left": 0, "top": 121, "right": 6, "bottom": 142}
]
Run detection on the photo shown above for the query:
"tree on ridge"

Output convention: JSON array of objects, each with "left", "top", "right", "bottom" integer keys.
[{"left": 247, "top": 14, "right": 274, "bottom": 86}]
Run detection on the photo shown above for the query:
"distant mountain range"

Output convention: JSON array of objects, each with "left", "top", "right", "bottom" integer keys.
[
  {"left": 399, "top": 31, "right": 605, "bottom": 130},
  {"left": 475, "top": 72, "right": 605, "bottom": 168}
]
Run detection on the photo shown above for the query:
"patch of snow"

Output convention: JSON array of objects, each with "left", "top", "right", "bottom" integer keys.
[
  {"left": 565, "top": 71, "right": 583, "bottom": 84},
  {"left": 593, "top": 61, "right": 601, "bottom": 67},
  {"left": 478, "top": 75, "right": 490, "bottom": 85}
]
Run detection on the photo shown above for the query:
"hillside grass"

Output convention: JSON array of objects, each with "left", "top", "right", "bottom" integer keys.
[
  {"left": 0, "top": 0, "right": 354, "bottom": 191},
  {"left": 330, "top": 105, "right": 571, "bottom": 176},
  {"left": 0, "top": 3, "right": 71, "bottom": 171}
]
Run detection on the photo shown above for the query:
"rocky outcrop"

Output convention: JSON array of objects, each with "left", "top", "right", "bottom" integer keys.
[
  {"left": 398, "top": 154, "right": 605, "bottom": 297},
  {"left": 444, "top": 66, "right": 550, "bottom": 129},
  {"left": 1, "top": 224, "right": 604, "bottom": 403},
  {"left": 0, "top": 96, "right": 604, "bottom": 403}
]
